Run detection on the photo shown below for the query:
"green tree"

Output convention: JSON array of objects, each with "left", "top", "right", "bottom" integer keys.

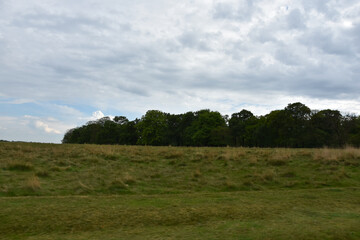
[
  {"left": 343, "top": 114, "right": 360, "bottom": 147},
  {"left": 284, "top": 102, "right": 311, "bottom": 147},
  {"left": 310, "top": 109, "right": 343, "bottom": 147},
  {"left": 185, "top": 110, "right": 227, "bottom": 146},
  {"left": 136, "top": 110, "right": 168, "bottom": 145},
  {"left": 165, "top": 113, "right": 183, "bottom": 146},
  {"left": 229, "top": 109, "right": 257, "bottom": 146},
  {"left": 179, "top": 112, "right": 196, "bottom": 146}
]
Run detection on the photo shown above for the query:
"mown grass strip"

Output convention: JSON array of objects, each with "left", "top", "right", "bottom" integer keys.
[{"left": 1, "top": 188, "right": 359, "bottom": 240}]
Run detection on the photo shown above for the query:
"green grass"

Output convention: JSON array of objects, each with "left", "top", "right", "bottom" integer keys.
[{"left": 0, "top": 142, "right": 359, "bottom": 239}]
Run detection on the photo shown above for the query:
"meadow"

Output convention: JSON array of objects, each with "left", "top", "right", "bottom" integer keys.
[{"left": 0, "top": 142, "right": 359, "bottom": 239}]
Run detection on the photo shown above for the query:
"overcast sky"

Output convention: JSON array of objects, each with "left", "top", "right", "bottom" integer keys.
[{"left": 1, "top": 0, "right": 360, "bottom": 143}]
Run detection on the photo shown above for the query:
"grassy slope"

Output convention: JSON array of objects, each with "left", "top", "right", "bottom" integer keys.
[{"left": 0, "top": 142, "right": 359, "bottom": 239}]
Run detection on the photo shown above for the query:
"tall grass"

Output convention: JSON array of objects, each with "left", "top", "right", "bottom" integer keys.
[
  {"left": 24, "top": 175, "right": 41, "bottom": 191},
  {"left": 313, "top": 146, "right": 360, "bottom": 165},
  {"left": 0, "top": 142, "right": 359, "bottom": 197},
  {"left": 0, "top": 143, "right": 359, "bottom": 239}
]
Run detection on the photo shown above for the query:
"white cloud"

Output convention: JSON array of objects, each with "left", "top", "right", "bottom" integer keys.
[
  {"left": 0, "top": 114, "right": 76, "bottom": 142},
  {"left": 35, "top": 120, "right": 61, "bottom": 134},
  {"left": 91, "top": 110, "right": 105, "bottom": 120},
  {"left": 8, "top": 99, "right": 36, "bottom": 104},
  {"left": 1, "top": 0, "right": 360, "bottom": 142}
]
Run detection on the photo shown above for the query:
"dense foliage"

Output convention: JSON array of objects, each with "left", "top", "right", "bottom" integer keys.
[{"left": 62, "top": 102, "right": 360, "bottom": 147}]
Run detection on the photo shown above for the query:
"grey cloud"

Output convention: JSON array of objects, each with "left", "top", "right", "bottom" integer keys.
[
  {"left": 274, "top": 48, "right": 301, "bottom": 66},
  {"left": 185, "top": 49, "right": 359, "bottom": 100},
  {"left": 248, "top": 8, "right": 306, "bottom": 45},
  {"left": 43, "top": 62, "right": 85, "bottom": 78},
  {"left": 12, "top": 12, "right": 109, "bottom": 34},
  {"left": 350, "top": 24, "right": 360, "bottom": 50},
  {"left": 302, "top": 1, "right": 339, "bottom": 20},
  {"left": 289, "top": 77, "right": 355, "bottom": 99},
  {"left": 116, "top": 82, "right": 150, "bottom": 97},
  {"left": 0, "top": 38, "right": 6, "bottom": 60},
  {"left": 213, "top": 0, "right": 255, "bottom": 21},
  {"left": 246, "top": 56, "right": 264, "bottom": 69},
  {"left": 286, "top": 9, "right": 306, "bottom": 29},
  {"left": 90, "top": 50, "right": 144, "bottom": 67},
  {"left": 343, "top": 3, "right": 360, "bottom": 19},
  {"left": 178, "top": 31, "right": 211, "bottom": 51},
  {"left": 1, "top": 0, "right": 360, "bottom": 130},
  {"left": 301, "top": 29, "right": 355, "bottom": 56},
  {"left": 249, "top": 25, "right": 277, "bottom": 43}
]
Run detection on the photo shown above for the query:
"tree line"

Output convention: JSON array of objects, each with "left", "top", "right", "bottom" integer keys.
[{"left": 62, "top": 102, "right": 360, "bottom": 148}]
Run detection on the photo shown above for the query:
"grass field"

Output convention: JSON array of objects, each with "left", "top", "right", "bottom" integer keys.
[{"left": 0, "top": 142, "right": 359, "bottom": 239}]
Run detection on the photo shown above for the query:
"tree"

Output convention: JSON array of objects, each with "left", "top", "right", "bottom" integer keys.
[
  {"left": 229, "top": 109, "right": 257, "bottom": 146},
  {"left": 113, "top": 116, "right": 129, "bottom": 125},
  {"left": 343, "top": 114, "right": 360, "bottom": 147},
  {"left": 263, "top": 110, "right": 289, "bottom": 147},
  {"left": 285, "top": 102, "right": 311, "bottom": 121},
  {"left": 136, "top": 110, "right": 168, "bottom": 145},
  {"left": 62, "top": 127, "right": 81, "bottom": 144},
  {"left": 310, "top": 109, "right": 343, "bottom": 147},
  {"left": 184, "top": 110, "right": 227, "bottom": 146},
  {"left": 165, "top": 113, "right": 183, "bottom": 146},
  {"left": 284, "top": 102, "right": 311, "bottom": 147},
  {"left": 61, "top": 104, "right": 359, "bottom": 147},
  {"left": 179, "top": 111, "right": 196, "bottom": 146}
]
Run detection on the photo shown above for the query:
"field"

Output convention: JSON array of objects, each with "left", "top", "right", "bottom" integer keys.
[{"left": 0, "top": 142, "right": 359, "bottom": 239}]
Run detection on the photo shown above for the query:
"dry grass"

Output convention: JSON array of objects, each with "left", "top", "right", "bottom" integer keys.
[
  {"left": 122, "top": 173, "right": 137, "bottom": 184},
  {"left": 191, "top": 151, "right": 205, "bottom": 162},
  {"left": 24, "top": 176, "right": 41, "bottom": 191},
  {"left": 224, "top": 180, "right": 238, "bottom": 189},
  {"left": 267, "top": 149, "right": 292, "bottom": 166},
  {"left": 192, "top": 169, "right": 202, "bottom": 178},
  {"left": 109, "top": 178, "right": 129, "bottom": 190},
  {"left": 0, "top": 142, "right": 359, "bottom": 197},
  {"left": 260, "top": 169, "right": 277, "bottom": 182},
  {"left": 78, "top": 181, "right": 93, "bottom": 192},
  {"left": 313, "top": 148, "right": 341, "bottom": 162},
  {"left": 313, "top": 146, "right": 360, "bottom": 166},
  {"left": 217, "top": 151, "right": 234, "bottom": 161},
  {"left": 162, "top": 150, "right": 184, "bottom": 159},
  {"left": 0, "top": 143, "right": 360, "bottom": 239},
  {"left": 248, "top": 155, "right": 258, "bottom": 166},
  {"left": 6, "top": 161, "right": 33, "bottom": 171},
  {"left": 281, "top": 170, "right": 297, "bottom": 178},
  {"left": 35, "top": 169, "right": 50, "bottom": 177}
]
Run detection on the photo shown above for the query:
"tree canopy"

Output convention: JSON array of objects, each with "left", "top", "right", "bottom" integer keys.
[{"left": 62, "top": 102, "right": 360, "bottom": 148}]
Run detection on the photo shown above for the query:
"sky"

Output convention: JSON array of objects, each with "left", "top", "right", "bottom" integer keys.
[{"left": 1, "top": 0, "right": 360, "bottom": 143}]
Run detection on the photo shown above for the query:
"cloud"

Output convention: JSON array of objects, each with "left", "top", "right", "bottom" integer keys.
[
  {"left": 286, "top": 9, "right": 306, "bottom": 29},
  {"left": 35, "top": 120, "right": 61, "bottom": 134},
  {"left": 12, "top": 12, "right": 109, "bottom": 34},
  {"left": 91, "top": 111, "right": 105, "bottom": 120},
  {"left": 213, "top": 0, "right": 255, "bottom": 21},
  {"left": 0, "top": 115, "right": 73, "bottom": 142},
  {"left": 178, "top": 30, "right": 211, "bottom": 51},
  {"left": 7, "top": 99, "right": 36, "bottom": 104},
  {"left": 1, "top": 0, "right": 360, "bottom": 142}
]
